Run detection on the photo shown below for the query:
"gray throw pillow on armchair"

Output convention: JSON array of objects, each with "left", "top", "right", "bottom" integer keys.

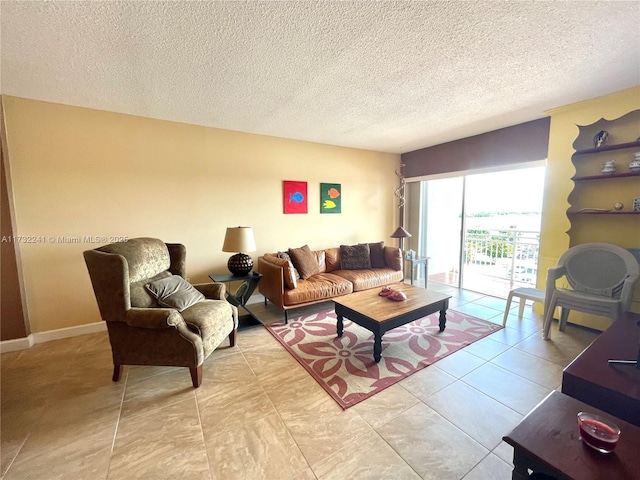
[{"left": 145, "top": 275, "right": 205, "bottom": 312}]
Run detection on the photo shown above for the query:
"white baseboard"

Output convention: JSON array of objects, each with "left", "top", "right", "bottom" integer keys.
[
  {"left": 0, "top": 321, "right": 107, "bottom": 353},
  {"left": 0, "top": 296, "right": 266, "bottom": 353},
  {"left": 0, "top": 335, "right": 34, "bottom": 353}
]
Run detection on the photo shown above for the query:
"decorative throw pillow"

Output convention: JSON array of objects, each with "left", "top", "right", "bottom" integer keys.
[
  {"left": 270, "top": 255, "right": 298, "bottom": 289},
  {"left": 288, "top": 245, "right": 319, "bottom": 280},
  {"left": 277, "top": 251, "right": 300, "bottom": 279},
  {"left": 340, "top": 244, "right": 371, "bottom": 270},
  {"left": 363, "top": 241, "right": 385, "bottom": 268},
  {"left": 145, "top": 275, "right": 205, "bottom": 312}
]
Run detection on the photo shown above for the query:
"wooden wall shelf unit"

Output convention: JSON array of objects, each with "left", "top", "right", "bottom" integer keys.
[
  {"left": 568, "top": 211, "right": 640, "bottom": 216},
  {"left": 573, "top": 140, "right": 640, "bottom": 156},
  {"left": 567, "top": 110, "right": 640, "bottom": 246},
  {"left": 573, "top": 172, "right": 640, "bottom": 181}
]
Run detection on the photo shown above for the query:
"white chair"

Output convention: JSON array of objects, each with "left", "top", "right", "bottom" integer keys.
[
  {"left": 542, "top": 243, "right": 639, "bottom": 340},
  {"left": 503, "top": 287, "right": 546, "bottom": 326}
]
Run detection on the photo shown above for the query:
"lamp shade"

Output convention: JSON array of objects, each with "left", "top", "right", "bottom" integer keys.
[
  {"left": 222, "top": 227, "right": 256, "bottom": 276},
  {"left": 222, "top": 227, "right": 256, "bottom": 253},
  {"left": 390, "top": 226, "right": 412, "bottom": 239}
]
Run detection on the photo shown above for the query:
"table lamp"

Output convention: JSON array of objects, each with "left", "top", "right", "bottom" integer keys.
[
  {"left": 222, "top": 226, "right": 257, "bottom": 275},
  {"left": 390, "top": 226, "right": 412, "bottom": 251}
]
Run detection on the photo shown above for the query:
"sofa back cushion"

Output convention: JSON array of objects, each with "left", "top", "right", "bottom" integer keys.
[
  {"left": 340, "top": 244, "right": 372, "bottom": 270},
  {"left": 313, "top": 249, "right": 327, "bottom": 273},
  {"left": 324, "top": 248, "right": 341, "bottom": 272},
  {"left": 288, "top": 245, "right": 320, "bottom": 280},
  {"left": 384, "top": 246, "right": 403, "bottom": 271}
]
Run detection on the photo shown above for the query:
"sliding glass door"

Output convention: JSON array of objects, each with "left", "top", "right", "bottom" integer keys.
[
  {"left": 412, "top": 164, "right": 545, "bottom": 297},
  {"left": 461, "top": 167, "right": 545, "bottom": 296},
  {"left": 418, "top": 176, "right": 464, "bottom": 288}
]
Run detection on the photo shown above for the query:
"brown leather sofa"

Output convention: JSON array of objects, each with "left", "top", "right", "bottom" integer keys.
[{"left": 258, "top": 244, "right": 403, "bottom": 322}]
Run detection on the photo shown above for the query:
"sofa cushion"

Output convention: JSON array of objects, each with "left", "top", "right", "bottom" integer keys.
[
  {"left": 146, "top": 275, "right": 206, "bottom": 312},
  {"left": 313, "top": 249, "right": 327, "bottom": 273},
  {"left": 384, "top": 246, "right": 403, "bottom": 271},
  {"left": 181, "top": 299, "right": 235, "bottom": 357},
  {"left": 333, "top": 268, "right": 404, "bottom": 291},
  {"left": 364, "top": 241, "right": 386, "bottom": 268},
  {"left": 324, "top": 248, "right": 341, "bottom": 272},
  {"left": 282, "top": 273, "right": 353, "bottom": 306},
  {"left": 340, "top": 244, "right": 371, "bottom": 270},
  {"left": 288, "top": 245, "right": 319, "bottom": 280}
]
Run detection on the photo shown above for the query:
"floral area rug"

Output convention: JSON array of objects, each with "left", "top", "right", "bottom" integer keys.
[{"left": 265, "top": 307, "right": 503, "bottom": 409}]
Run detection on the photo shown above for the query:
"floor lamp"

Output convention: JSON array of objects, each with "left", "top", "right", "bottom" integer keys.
[{"left": 390, "top": 226, "right": 411, "bottom": 252}]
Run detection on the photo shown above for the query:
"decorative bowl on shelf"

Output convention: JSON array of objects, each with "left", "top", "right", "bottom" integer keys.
[
  {"left": 630, "top": 156, "right": 640, "bottom": 173},
  {"left": 577, "top": 411, "right": 621, "bottom": 454}
]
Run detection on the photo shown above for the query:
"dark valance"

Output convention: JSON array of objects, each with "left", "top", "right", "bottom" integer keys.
[{"left": 401, "top": 117, "right": 551, "bottom": 178}]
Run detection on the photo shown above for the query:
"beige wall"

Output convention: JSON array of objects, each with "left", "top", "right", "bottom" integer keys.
[
  {"left": 539, "top": 86, "right": 640, "bottom": 327},
  {"left": 3, "top": 96, "right": 400, "bottom": 334}
]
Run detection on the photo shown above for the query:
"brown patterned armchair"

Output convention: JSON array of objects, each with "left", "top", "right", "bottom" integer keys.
[{"left": 83, "top": 237, "right": 238, "bottom": 387}]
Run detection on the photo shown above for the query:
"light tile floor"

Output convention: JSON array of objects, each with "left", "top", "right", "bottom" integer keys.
[{"left": 1, "top": 281, "right": 599, "bottom": 480}]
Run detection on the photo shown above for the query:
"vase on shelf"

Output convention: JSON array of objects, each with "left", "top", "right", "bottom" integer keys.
[
  {"left": 601, "top": 160, "right": 616, "bottom": 175},
  {"left": 593, "top": 130, "right": 609, "bottom": 148},
  {"left": 630, "top": 153, "right": 640, "bottom": 173}
]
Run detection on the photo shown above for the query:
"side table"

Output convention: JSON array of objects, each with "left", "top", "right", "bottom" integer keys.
[
  {"left": 209, "top": 271, "right": 263, "bottom": 330},
  {"left": 503, "top": 391, "right": 640, "bottom": 480},
  {"left": 407, "top": 256, "right": 429, "bottom": 288}
]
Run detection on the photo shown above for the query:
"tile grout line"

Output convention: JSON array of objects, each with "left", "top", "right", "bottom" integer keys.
[
  {"left": 105, "top": 367, "right": 130, "bottom": 480},
  {"left": 235, "top": 346, "right": 317, "bottom": 479}
]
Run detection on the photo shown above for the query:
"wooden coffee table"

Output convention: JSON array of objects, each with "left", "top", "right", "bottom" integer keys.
[{"left": 333, "top": 283, "right": 451, "bottom": 363}]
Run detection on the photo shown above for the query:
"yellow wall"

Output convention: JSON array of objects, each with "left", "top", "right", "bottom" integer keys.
[
  {"left": 539, "top": 86, "right": 640, "bottom": 329},
  {"left": 3, "top": 96, "right": 400, "bottom": 334}
]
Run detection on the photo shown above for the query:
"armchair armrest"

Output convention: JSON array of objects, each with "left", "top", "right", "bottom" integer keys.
[
  {"left": 193, "top": 282, "right": 226, "bottom": 300},
  {"left": 544, "top": 266, "right": 566, "bottom": 314},
  {"left": 620, "top": 273, "right": 639, "bottom": 311},
  {"left": 125, "top": 307, "right": 184, "bottom": 329},
  {"left": 258, "top": 255, "right": 286, "bottom": 309}
]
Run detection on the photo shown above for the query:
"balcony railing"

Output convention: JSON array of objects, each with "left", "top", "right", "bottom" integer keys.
[{"left": 462, "top": 228, "right": 540, "bottom": 296}]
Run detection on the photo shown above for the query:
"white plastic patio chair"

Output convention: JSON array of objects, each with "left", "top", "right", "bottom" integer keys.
[{"left": 542, "top": 243, "right": 639, "bottom": 340}]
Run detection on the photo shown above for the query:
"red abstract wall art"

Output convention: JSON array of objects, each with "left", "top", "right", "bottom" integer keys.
[{"left": 283, "top": 180, "right": 308, "bottom": 214}]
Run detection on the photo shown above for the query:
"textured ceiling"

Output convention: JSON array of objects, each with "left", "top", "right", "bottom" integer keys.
[{"left": 2, "top": 1, "right": 639, "bottom": 154}]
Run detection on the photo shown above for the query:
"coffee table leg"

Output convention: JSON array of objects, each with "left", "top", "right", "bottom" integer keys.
[
  {"left": 374, "top": 333, "right": 382, "bottom": 363},
  {"left": 439, "top": 309, "right": 447, "bottom": 332},
  {"left": 337, "top": 314, "right": 344, "bottom": 337}
]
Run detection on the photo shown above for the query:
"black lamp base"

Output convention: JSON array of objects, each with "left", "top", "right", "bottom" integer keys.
[{"left": 227, "top": 253, "right": 253, "bottom": 276}]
